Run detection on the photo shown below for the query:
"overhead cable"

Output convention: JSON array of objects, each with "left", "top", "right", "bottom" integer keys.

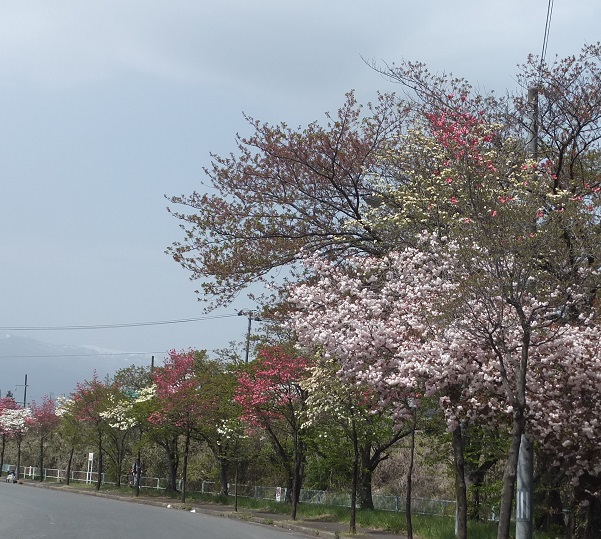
[
  {"left": 0, "top": 314, "right": 239, "bottom": 331},
  {"left": 540, "top": 0, "right": 554, "bottom": 71}
]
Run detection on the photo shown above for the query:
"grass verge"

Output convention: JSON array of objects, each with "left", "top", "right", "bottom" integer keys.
[{"left": 39, "top": 481, "right": 557, "bottom": 539}]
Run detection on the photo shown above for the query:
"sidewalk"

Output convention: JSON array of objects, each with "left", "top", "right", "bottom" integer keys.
[{"left": 23, "top": 480, "right": 409, "bottom": 538}]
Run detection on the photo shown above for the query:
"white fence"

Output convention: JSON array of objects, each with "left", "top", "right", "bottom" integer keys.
[
  {"left": 3, "top": 465, "right": 168, "bottom": 489},
  {"left": 3, "top": 465, "right": 455, "bottom": 518}
]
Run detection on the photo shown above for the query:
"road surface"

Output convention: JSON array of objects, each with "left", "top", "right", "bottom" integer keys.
[{"left": 0, "top": 482, "right": 307, "bottom": 539}]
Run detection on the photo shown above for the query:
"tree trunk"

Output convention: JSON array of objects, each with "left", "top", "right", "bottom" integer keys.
[
  {"left": 66, "top": 445, "right": 74, "bottom": 485},
  {"left": 114, "top": 450, "right": 122, "bottom": 487},
  {"left": 573, "top": 473, "right": 601, "bottom": 539},
  {"left": 452, "top": 425, "right": 468, "bottom": 539},
  {"left": 16, "top": 439, "right": 22, "bottom": 480},
  {"left": 290, "top": 434, "right": 304, "bottom": 521},
  {"left": 406, "top": 415, "right": 416, "bottom": 539},
  {"left": 39, "top": 435, "right": 45, "bottom": 481},
  {"left": 234, "top": 460, "right": 239, "bottom": 512},
  {"left": 350, "top": 422, "right": 359, "bottom": 535},
  {"left": 358, "top": 446, "right": 375, "bottom": 510},
  {"left": 533, "top": 463, "right": 565, "bottom": 534},
  {"left": 0, "top": 433, "right": 5, "bottom": 477},
  {"left": 135, "top": 429, "right": 143, "bottom": 498},
  {"left": 134, "top": 457, "right": 142, "bottom": 497},
  {"left": 535, "top": 486, "right": 564, "bottom": 534},
  {"left": 497, "top": 415, "right": 524, "bottom": 539},
  {"left": 218, "top": 457, "right": 230, "bottom": 496},
  {"left": 107, "top": 429, "right": 128, "bottom": 488},
  {"left": 96, "top": 431, "right": 103, "bottom": 491},
  {"left": 467, "top": 469, "right": 486, "bottom": 521},
  {"left": 167, "top": 452, "right": 178, "bottom": 492},
  {"left": 158, "top": 437, "right": 179, "bottom": 492},
  {"left": 497, "top": 324, "right": 530, "bottom": 539},
  {"left": 181, "top": 429, "right": 191, "bottom": 502},
  {"left": 285, "top": 473, "right": 294, "bottom": 504}
]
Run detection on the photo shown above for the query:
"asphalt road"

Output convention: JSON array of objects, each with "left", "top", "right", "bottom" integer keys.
[{"left": 0, "top": 482, "right": 308, "bottom": 539}]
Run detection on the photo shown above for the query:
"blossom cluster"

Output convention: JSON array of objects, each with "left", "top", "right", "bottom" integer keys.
[{"left": 289, "top": 230, "right": 601, "bottom": 486}]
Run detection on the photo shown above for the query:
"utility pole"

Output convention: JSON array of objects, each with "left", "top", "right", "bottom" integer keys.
[
  {"left": 22, "top": 374, "right": 27, "bottom": 408},
  {"left": 14, "top": 374, "right": 28, "bottom": 408},
  {"left": 238, "top": 310, "right": 261, "bottom": 364},
  {"left": 12, "top": 374, "right": 29, "bottom": 481},
  {"left": 516, "top": 87, "right": 538, "bottom": 539}
]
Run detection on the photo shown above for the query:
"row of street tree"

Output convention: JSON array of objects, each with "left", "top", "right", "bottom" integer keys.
[
  {"left": 1, "top": 44, "right": 600, "bottom": 539},
  {"left": 0, "top": 348, "right": 426, "bottom": 532},
  {"left": 166, "top": 44, "right": 601, "bottom": 539}
]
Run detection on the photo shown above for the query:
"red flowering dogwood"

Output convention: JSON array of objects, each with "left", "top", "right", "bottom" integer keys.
[{"left": 235, "top": 345, "right": 312, "bottom": 520}]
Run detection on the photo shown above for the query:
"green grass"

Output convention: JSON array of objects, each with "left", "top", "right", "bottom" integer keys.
[
  {"left": 88, "top": 486, "right": 496, "bottom": 538},
  {"left": 41, "top": 481, "right": 555, "bottom": 539}
]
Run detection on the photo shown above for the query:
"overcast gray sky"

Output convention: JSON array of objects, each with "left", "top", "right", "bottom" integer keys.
[{"left": 0, "top": 0, "right": 599, "bottom": 359}]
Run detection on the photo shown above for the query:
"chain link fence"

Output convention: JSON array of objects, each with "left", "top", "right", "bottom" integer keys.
[{"left": 5, "top": 464, "right": 455, "bottom": 518}]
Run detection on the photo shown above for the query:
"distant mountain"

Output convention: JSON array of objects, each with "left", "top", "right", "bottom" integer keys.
[{"left": 0, "top": 332, "right": 154, "bottom": 405}]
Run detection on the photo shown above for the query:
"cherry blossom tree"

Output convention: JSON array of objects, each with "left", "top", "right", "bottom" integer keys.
[
  {"left": 0, "top": 396, "right": 18, "bottom": 476},
  {"left": 27, "top": 396, "right": 60, "bottom": 481},
  {"left": 234, "top": 345, "right": 312, "bottom": 520},
  {"left": 376, "top": 59, "right": 601, "bottom": 536},
  {"left": 290, "top": 223, "right": 601, "bottom": 539},
  {"left": 526, "top": 327, "right": 601, "bottom": 533},
  {"left": 167, "top": 42, "right": 601, "bottom": 538},
  {"left": 290, "top": 238, "right": 475, "bottom": 535},
  {"left": 167, "top": 92, "right": 405, "bottom": 307},
  {"left": 70, "top": 374, "right": 114, "bottom": 490},
  {"left": 290, "top": 46, "right": 601, "bottom": 536},
  {"left": 0, "top": 405, "right": 32, "bottom": 480}
]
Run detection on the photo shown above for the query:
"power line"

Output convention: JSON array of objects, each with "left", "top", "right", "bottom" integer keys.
[
  {"left": 0, "top": 352, "right": 162, "bottom": 359},
  {"left": 0, "top": 313, "right": 239, "bottom": 331}
]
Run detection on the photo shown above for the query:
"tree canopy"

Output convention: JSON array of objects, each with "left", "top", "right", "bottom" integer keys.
[{"left": 163, "top": 43, "right": 601, "bottom": 538}]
